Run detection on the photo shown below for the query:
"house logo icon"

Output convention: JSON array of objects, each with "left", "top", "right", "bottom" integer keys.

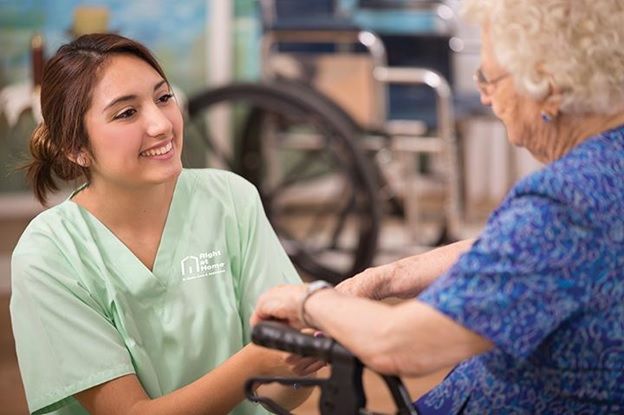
[
  {"left": 180, "top": 250, "right": 226, "bottom": 282},
  {"left": 181, "top": 256, "right": 200, "bottom": 277}
]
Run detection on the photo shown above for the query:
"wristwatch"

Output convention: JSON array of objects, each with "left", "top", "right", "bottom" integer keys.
[{"left": 299, "top": 280, "right": 332, "bottom": 328}]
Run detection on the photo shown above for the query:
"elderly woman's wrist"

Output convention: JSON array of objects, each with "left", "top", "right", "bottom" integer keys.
[
  {"left": 375, "top": 262, "right": 400, "bottom": 298},
  {"left": 300, "top": 281, "right": 333, "bottom": 327},
  {"left": 386, "top": 258, "right": 425, "bottom": 299},
  {"left": 301, "top": 286, "right": 334, "bottom": 329}
]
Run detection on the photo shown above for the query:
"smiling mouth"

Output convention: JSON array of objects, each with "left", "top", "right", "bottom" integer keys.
[{"left": 140, "top": 141, "right": 173, "bottom": 157}]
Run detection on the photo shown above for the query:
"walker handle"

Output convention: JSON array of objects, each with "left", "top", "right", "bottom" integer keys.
[
  {"left": 252, "top": 321, "right": 354, "bottom": 363},
  {"left": 251, "top": 321, "right": 419, "bottom": 415}
]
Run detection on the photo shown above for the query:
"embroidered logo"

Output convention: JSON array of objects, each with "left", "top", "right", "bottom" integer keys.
[{"left": 180, "top": 250, "right": 226, "bottom": 281}]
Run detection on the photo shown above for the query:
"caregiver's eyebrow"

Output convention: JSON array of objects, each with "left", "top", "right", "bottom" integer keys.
[{"left": 103, "top": 79, "right": 168, "bottom": 111}]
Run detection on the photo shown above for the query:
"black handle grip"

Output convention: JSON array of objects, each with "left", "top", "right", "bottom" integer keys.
[
  {"left": 252, "top": 321, "right": 354, "bottom": 363},
  {"left": 250, "top": 321, "right": 419, "bottom": 414}
]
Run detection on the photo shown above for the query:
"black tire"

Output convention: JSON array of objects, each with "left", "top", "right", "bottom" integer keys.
[{"left": 186, "top": 81, "right": 381, "bottom": 284}]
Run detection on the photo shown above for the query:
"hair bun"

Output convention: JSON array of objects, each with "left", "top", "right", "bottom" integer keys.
[
  {"left": 26, "top": 123, "right": 62, "bottom": 204},
  {"left": 30, "top": 123, "right": 57, "bottom": 162}
]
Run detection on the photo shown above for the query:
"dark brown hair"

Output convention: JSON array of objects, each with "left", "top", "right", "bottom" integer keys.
[{"left": 26, "top": 33, "right": 169, "bottom": 204}]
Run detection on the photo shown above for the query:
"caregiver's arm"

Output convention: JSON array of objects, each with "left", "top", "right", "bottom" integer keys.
[
  {"left": 75, "top": 343, "right": 312, "bottom": 415},
  {"left": 252, "top": 284, "right": 492, "bottom": 377},
  {"left": 336, "top": 239, "right": 475, "bottom": 300}
]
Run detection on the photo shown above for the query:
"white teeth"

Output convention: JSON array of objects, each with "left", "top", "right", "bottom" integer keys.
[{"left": 141, "top": 141, "right": 173, "bottom": 157}]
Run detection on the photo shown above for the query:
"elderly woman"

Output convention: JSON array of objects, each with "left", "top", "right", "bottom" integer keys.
[{"left": 251, "top": 0, "right": 624, "bottom": 413}]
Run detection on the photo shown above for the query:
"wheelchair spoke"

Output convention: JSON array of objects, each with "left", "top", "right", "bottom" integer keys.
[
  {"left": 273, "top": 179, "right": 358, "bottom": 253},
  {"left": 185, "top": 117, "right": 236, "bottom": 170},
  {"left": 328, "top": 191, "right": 356, "bottom": 250},
  {"left": 265, "top": 151, "right": 338, "bottom": 200}
]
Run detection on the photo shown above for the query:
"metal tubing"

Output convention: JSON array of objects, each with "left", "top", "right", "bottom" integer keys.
[{"left": 373, "top": 66, "right": 462, "bottom": 241}]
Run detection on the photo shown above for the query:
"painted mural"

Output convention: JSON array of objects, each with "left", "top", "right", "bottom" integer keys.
[{"left": 0, "top": 0, "right": 210, "bottom": 90}]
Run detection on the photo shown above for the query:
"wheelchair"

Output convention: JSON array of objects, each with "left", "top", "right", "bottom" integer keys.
[
  {"left": 184, "top": 0, "right": 470, "bottom": 284},
  {"left": 245, "top": 321, "right": 419, "bottom": 415}
]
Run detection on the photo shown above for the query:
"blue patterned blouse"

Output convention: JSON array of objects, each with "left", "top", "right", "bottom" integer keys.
[{"left": 416, "top": 125, "right": 624, "bottom": 414}]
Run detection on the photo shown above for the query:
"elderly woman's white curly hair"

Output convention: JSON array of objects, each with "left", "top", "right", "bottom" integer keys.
[{"left": 462, "top": 0, "right": 624, "bottom": 115}]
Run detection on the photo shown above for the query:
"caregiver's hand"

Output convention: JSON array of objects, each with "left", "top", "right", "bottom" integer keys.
[{"left": 285, "top": 353, "right": 326, "bottom": 376}]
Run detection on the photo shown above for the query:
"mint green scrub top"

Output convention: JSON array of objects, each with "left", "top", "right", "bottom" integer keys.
[{"left": 10, "top": 169, "right": 301, "bottom": 415}]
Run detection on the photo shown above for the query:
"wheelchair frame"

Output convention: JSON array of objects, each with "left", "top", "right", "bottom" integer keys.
[
  {"left": 185, "top": 1, "right": 467, "bottom": 283},
  {"left": 260, "top": 27, "right": 463, "bottom": 244}
]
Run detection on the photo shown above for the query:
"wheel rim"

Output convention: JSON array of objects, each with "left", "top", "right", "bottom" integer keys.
[{"left": 186, "top": 83, "right": 379, "bottom": 283}]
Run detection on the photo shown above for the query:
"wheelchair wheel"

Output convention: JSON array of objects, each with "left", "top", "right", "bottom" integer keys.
[{"left": 185, "top": 81, "right": 381, "bottom": 284}]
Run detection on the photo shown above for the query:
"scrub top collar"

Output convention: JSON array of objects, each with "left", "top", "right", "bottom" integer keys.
[{"left": 66, "top": 173, "right": 187, "bottom": 286}]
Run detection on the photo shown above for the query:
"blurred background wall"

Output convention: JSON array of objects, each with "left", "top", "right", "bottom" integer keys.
[{"left": 0, "top": 0, "right": 263, "bottom": 193}]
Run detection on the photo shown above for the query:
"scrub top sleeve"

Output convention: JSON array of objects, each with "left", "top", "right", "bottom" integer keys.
[
  {"left": 227, "top": 174, "right": 301, "bottom": 343},
  {"left": 419, "top": 193, "right": 595, "bottom": 360},
  {"left": 10, "top": 247, "right": 134, "bottom": 414}
]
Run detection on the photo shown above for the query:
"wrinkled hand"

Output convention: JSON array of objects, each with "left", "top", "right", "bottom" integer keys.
[
  {"left": 250, "top": 284, "right": 307, "bottom": 329},
  {"left": 335, "top": 264, "right": 392, "bottom": 300}
]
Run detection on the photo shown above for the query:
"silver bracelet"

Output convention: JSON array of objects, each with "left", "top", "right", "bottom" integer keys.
[{"left": 299, "top": 280, "right": 332, "bottom": 328}]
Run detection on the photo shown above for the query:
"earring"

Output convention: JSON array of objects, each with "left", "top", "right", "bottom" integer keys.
[
  {"left": 76, "top": 154, "right": 88, "bottom": 167},
  {"left": 541, "top": 112, "right": 553, "bottom": 123}
]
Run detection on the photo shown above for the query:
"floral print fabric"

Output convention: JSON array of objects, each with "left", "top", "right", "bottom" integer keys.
[{"left": 417, "top": 125, "right": 624, "bottom": 414}]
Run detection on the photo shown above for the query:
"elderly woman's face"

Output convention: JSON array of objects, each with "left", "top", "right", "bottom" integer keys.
[{"left": 479, "top": 25, "right": 545, "bottom": 152}]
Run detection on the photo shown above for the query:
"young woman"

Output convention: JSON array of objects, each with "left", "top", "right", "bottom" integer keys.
[{"left": 10, "top": 33, "right": 317, "bottom": 415}]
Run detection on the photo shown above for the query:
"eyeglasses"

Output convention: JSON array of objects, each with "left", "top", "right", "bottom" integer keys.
[{"left": 473, "top": 67, "right": 510, "bottom": 95}]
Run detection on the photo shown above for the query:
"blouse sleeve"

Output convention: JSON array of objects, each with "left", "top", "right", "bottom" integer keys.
[
  {"left": 226, "top": 174, "right": 302, "bottom": 343},
  {"left": 419, "top": 192, "right": 597, "bottom": 359},
  {"left": 10, "top": 234, "right": 134, "bottom": 414}
]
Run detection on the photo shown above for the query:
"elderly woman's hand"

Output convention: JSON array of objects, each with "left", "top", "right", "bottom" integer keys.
[
  {"left": 250, "top": 283, "right": 308, "bottom": 328},
  {"left": 337, "top": 240, "right": 476, "bottom": 300},
  {"left": 335, "top": 264, "right": 394, "bottom": 300}
]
